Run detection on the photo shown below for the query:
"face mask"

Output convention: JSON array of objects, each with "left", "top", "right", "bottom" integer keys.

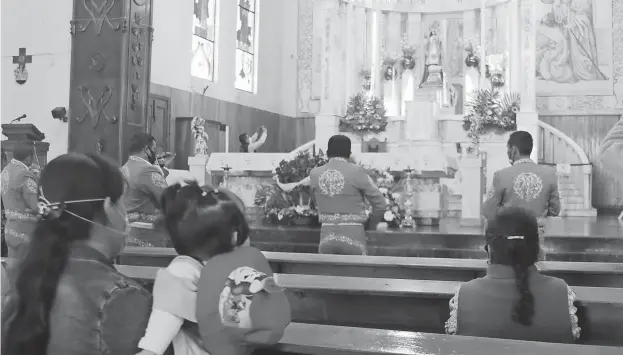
[{"left": 145, "top": 148, "right": 157, "bottom": 164}]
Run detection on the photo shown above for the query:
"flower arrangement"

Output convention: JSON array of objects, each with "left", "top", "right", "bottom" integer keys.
[
  {"left": 399, "top": 34, "right": 417, "bottom": 70},
  {"left": 382, "top": 54, "right": 399, "bottom": 81},
  {"left": 462, "top": 89, "right": 520, "bottom": 149},
  {"left": 255, "top": 151, "right": 327, "bottom": 226},
  {"left": 359, "top": 68, "right": 372, "bottom": 91},
  {"left": 340, "top": 93, "right": 388, "bottom": 134}
]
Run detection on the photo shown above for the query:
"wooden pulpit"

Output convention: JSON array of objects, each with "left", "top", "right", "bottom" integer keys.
[
  {"left": 1, "top": 123, "right": 50, "bottom": 166},
  {"left": 67, "top": 0, "right": 154, "bottom": 164}
]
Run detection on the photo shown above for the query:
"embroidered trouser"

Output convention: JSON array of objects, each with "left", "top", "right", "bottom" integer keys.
[
  {"left": 318, "top": 223, "right": 367, "bottom": 255},
  {"left": 4, "top": 220, "right": 34, "bottom": 284}
]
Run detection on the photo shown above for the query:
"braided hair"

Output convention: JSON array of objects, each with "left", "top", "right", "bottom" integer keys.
[{"left": 485, "top": 207, "right": 540, "bottom": 326}]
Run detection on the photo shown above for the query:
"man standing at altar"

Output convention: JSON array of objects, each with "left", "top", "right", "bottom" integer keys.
[
  {"left": 309, "top": 135, "right": 387, "bottom": 255},
  {"left": 1, "top": 141, "right": 39, "bottom": 280},
  {"left": 121, "top": 133, "right": 168, "bottom": 224},
  {"left": 483, "top": 131, "right": 561, "bottom": 222}
]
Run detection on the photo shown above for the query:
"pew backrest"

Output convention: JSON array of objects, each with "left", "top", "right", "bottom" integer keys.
[
  {"left": 277, "top": 323, "right": 622, "bottom": 355},
  {"left": 115, "top": 265, "right": 623, "bottom": 305},
  {"left": 121, "top": 247, "right": 623, "bottom": 275}
]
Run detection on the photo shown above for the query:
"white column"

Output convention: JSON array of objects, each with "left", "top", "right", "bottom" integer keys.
[
  {"left": 479, "top": 2, "right": 487, "bottom": 87},
  {"left": 384, "top": 11, "right": 401, "bottom": 115},
  {"left": 460, "top": 154, "right": 484, "bottom": 226},
  {"left": 345, "top": 2, "right": 356, "bottom": 103},
  {"left": 371, "top": 3, "right": 382, "bottom": 96},
  {"left": 463, "top": 10, "right": 479, "bottom": 112},
  {"left": 518, "top": 0, "right": 539, "bottom": 161},
  {"left": 509, "top": 0, "right": 520, "bottom": 92},
  {"left": 401, "top": 12, "right": 421, "bottom": 115}
]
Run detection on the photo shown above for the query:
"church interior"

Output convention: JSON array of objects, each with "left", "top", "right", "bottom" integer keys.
[{"left": 2, "top": 0, "right": 623, "bottom": 353}]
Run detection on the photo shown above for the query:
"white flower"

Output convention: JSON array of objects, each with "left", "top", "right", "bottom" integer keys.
[
  {"left": 277, "top": 211, "right": 284, "bottom": 220},
  {"left": 379, "top": 187, "right": 388, "bottom": 194},
  {"left": 383, "top": 210, "right": 395, "bottom": 222}
]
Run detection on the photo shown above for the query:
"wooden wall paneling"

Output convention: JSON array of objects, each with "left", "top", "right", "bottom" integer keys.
[
  {"left": 540, "top": 115, "right": 623, "bottom": 209},
  {"left": 149, "top": 83, "right": 317, "bottom": 155}
]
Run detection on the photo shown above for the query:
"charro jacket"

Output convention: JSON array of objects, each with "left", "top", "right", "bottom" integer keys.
[
  {"left": 0, "top": 159, "right": 39, "bottom": 258},
  {"left": 309, "top": 158, "right": 387, "bottom": 254},
  {"left": 483, "top": 159, "right": 560, "bottom": 220},
  {"left": 121, "top": 156, "right": 168, "bottom": 223}
]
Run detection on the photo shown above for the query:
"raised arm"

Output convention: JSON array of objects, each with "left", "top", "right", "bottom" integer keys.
[
  {"left": 141, "top": 168, "right": 168, "bottom": 208},
  {"left": 20, "top": 171, "right": 39, "bottom": 212},
  {"left": 274, "top": 176, "right": 310, "bottom": 193},
  {"left": 355, "top": 170, "right": 387, "bottom": 216},
  {"left": 482, "top": 172, "right": 504, "bottom": 220},
  {"left": 249, "top": 129, "right": 267, "bottom": 152}
]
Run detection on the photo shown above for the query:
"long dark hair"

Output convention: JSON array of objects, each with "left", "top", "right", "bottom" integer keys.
[
  {"left": 239, "top": 133, "right": 250, "bottom": 152},
  {"left": 160, "top": 182, "right": 249, "bottom": 259},
  {"left": 485, "top": 207, "right": 540, "bottom": 326},
  {"left": 2, "top": 153, "right": 125, "bottom": 355}
]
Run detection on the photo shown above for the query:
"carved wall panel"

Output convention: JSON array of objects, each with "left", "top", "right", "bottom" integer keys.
[{"left": 68, "top": 0, "right": 154, "bottom": 162}]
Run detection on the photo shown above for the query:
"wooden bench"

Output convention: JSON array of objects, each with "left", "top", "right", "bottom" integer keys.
[
  {"left": 272, "top": 323, "right": 622, "bottom": 355},
  {"left": 116, "top": 265, "right": 623, "bottom": 346},
  {"left": 120, "top": 247, "right": 623, "bottom": 287}
]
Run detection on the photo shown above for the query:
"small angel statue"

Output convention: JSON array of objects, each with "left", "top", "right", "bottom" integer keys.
[{"left": 191, "top": 117, "right": 210, "bottom": 156}]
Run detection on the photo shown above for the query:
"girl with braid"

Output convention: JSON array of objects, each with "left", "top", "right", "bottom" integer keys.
[{"left": 445, "top": 207, "right": 581, "bottom": 343}]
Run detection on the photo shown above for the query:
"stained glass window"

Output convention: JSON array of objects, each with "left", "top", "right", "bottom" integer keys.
[
  {"left": 235, "top": 0, "right": 257, "bottom": 92},
  {"left": 192, "top": 0, "right": 217, "bottom": 81}
]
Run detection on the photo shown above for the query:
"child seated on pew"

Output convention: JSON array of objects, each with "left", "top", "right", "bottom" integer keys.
[
  {"left": 136, "top": 183, "right": 291, "bottom": 355},
  {"left": 445, "top": 207, "right": 581, "bottom": 343}
]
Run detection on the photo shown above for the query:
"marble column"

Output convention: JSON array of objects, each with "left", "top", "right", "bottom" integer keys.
[
  {"left": 371, "top": 3, "right": 382, "bottom": 96},
  {"left": 460, "top": 154, "right": 484, "bottom": 226},
  {"left": 401, "top": 13, "right": 421, "bottom": 116},
  {"left": 384, "top": 11, "right": 402, "bottom": 116},
  {"left": 344, "top": 2, "right": 356, "bottom": 103},
  {"left": 517, "top": 0, "right": 539, "bottom": 161},
  {"left": 463, "top": 10, "right": 479, "bottom": 112},
  {"left": 508, "top": 0, "right": 521, "bottom": 93}
]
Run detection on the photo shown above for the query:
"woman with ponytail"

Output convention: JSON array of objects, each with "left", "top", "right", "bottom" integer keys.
[
  {"left": 2, "top": 153, "right": 152, "bottom": 355},
  {"left": 444, "top": 207, "right": 581, "bottom": 343}
]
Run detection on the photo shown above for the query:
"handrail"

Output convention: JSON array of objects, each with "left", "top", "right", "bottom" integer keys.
[
  {"left": 537, "top": 121, "right": 590, "bottom": 164},
  {"left": 288, "top": 140, "right": 316, "bottom": 158}
]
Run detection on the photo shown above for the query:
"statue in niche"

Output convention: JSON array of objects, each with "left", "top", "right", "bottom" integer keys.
[
  {"left": 365, "top": 138, "right": 386, "bottom": 153},
  {"left": 420, "top": 21, "right": 444, "bottom": 88}
]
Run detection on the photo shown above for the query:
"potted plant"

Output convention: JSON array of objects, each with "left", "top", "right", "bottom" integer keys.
[
  {"left": 340, "top": 93, "right": 388, "bottom": 134},
  {"left": 399, "top": 34, "right": 417, "bottom": 70},
  {"left": 464, "top": 41, "right": 480, "bottom": 69},
  {"left": 359, "top": 68, "right": 372, "bottom": 91},
  {"left": 382, "top": 55, "right": 398, "bottom": 81}
]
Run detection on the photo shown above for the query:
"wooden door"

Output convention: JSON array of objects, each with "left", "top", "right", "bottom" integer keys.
[{"left": 147, "top": 95, "right": 171, "bottom": 153}]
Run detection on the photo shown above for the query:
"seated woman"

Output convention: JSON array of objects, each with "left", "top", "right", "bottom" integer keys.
[
  {"left": 137, "top": 182, "right": 290, "bottom": 355},
  {"left": 445, "top": 206, "right": 580, "bottom": 343},
  {"left": 2, "top": 153, "right": 152, "bottom": 355}
]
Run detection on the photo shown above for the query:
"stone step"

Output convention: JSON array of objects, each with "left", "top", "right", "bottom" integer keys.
[
  {"left": 560, "top": 208, "right": 598, "bottom": 217},
  {"left": 561, "top": 196, "right": 584, "bottom": 205},
  {"left": 560, "top": 188, "right": 580, "bottom": 197}
]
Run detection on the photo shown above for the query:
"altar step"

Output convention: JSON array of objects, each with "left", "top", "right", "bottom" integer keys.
[{"left": 558, "top": 174, "right": 597, "bottom": 217}]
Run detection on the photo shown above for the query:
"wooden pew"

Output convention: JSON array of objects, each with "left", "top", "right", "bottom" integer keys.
[
  {"left": 120, "top": 247, "right": 623, "bottom": 287},
  {"left": 116, "top": 265, "right": 623, "bottom": 346},
  {"left": 272, "top": 323, "right": 623, "bottom": 355}
]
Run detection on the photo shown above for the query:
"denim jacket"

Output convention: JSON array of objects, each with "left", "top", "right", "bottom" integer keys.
[{"left": 45, "top": 245, "right": 152, "bottom": 355}]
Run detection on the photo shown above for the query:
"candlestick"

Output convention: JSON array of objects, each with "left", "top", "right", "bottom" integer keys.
[
  {"left": 221, "top": 164, "right": 232, "bottom": 188},
  {"left": 400, "top": 167, "right": 416, "bottom": 228}
]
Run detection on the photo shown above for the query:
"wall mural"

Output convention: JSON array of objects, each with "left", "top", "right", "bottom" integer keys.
[{"left": 535, "top": 0, "right": 613, "bottom": 97}]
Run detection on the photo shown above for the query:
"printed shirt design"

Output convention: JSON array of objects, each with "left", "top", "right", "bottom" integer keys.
[
  {"left": 318, "top": 169, "right": 345, "bottom": 196},
  {"left": 513, "top": 172, "right": 543, "bottom": 201},
  {"left": 218, "top": 266, "right": 281, "bottom": 329},
  {"left": 1, "top": 169, "right": 8, "bottom": 196}
]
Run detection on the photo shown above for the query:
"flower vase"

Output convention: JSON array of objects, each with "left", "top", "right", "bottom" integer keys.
[{"left": 402, "top": 56, "right": 415, "bottom": 70}]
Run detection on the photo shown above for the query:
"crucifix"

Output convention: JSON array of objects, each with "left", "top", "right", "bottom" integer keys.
[{"left": 12, "top": 48, "right": 32, "bottom": 85}]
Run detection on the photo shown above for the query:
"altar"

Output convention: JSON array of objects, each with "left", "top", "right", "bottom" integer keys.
[{"left": 180, "top": 0, "right": 598, "bottom": 225}]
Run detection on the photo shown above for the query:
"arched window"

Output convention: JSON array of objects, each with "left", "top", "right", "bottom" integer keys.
[
  {"left": 235, "top": 0, "right": 257, "bottom": 92},
  {"left": 192, "top": 0, "right": 218, "bottom": 81}
]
